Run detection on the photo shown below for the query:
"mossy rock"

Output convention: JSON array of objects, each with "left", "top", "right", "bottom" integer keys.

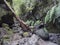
[
  {"left": 2, "top": 23, "right": 13, "bottom": 35},
  {"left": 2, "top": 35, "right": 10, "bottom": 41},
  {"left": 23, "top": 32, "right": 31, "bottom": 37},
  {"left": 2, "top": 23, "right": 9, "bottom": 28}
]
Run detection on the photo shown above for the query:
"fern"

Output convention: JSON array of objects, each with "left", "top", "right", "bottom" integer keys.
[{"left": 45, "top": 5, "right": 57, "bottom": 24}]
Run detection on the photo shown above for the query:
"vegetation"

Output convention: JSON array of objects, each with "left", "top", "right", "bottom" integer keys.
[
  {"left": 11, "top": 0, "right": 57, "bottom": 26},
  {"left": 0, "top": 0, "right": 59, "bottom": 34},
  {"left": 0, "top": 0, "right": 60, "bottom": 45}
]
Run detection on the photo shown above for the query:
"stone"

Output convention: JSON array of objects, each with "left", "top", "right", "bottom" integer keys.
[
  {"left": 0, "top": 28, "right": 7, "bottom": 37},
  {"left": 19, "top": 30, "right": 24, "bottom": 35},
  {"left": 10, "top": 33, "right": 22, "bottom": 42},
  {"left": 25, "top": 34, "right": 39, "bottom": 45},
  {"left": 3, "top": 40, "right": 19, "bottom": 45},
  {"left": 34, "top": 28, "right": 49, "bottom": 40},
  {"left": 3, "top": 40, "right": 10, "bottom": 45},
  {"left": 12, "top": 26, "right": 22, "bottom": 33},
  {"left": 18, "top": 38, "right": 29, "bottom": 45},
  {"left": 10, "top": 40, "right": 19, "bottom": 45},
  {"left": 49, "top": 33, "right": 60, "bottom": 44},
  {"left": 2, "top": 33, "right": 58, "bottom": 45},
  {"left": 38, "top": 39, "right": 58, "bottom": 45}
]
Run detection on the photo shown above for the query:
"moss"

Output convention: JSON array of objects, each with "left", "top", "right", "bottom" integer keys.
[
  {"left": 2, "top": 23, "right": 13, "bottom": 35},
  {"left": 23, "top": 32, "right": 29, "bottom": 37},
  {"left": 2, "top": 35, "right": 10, "bottom": 41},
  {"left": 2, "top": 23, "right": 9, "bottom": 28}
]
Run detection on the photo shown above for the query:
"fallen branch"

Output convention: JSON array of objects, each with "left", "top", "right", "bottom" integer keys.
[{"left": 4, "top": 0, "right": 31, "bottom": 31}]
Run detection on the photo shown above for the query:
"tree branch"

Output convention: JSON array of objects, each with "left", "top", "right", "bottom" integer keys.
[{"left": 4, "top": 0, "right": 31, "bottom": 31}]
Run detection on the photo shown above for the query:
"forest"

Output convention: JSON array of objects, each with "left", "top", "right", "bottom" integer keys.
[{"left": 0, "top": 0, "right": 60, "bottom": 45}]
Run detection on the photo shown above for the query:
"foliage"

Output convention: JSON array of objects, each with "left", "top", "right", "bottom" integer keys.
[
  {"left": 45, "top": 5, "right": 57, "bottom": 24},
  {"left": 26, "top": 20, "right": 41, "bottom": 26},
  {"left": 12, "top": 0, "right": 58, "bottom": 25},
  {"left": 3, "top": 35, "right": 10, "bottom": 40},
  {"left": 12, "top": 0, "right": 57, "bottom": 21},
  {"left": 55, "top": 4, "right": 60, "bottom": 19},
  {"left": 2, "top": 23, "right": 13, "bottom": 35},
  {"left": 34, "top": 20, "right": 42, "bottom": 26},
  {"left": 12, "top": 0, "right": 36, "bottom": 16}
]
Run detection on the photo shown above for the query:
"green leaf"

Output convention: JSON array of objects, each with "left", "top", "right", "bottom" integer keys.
[
  {"left": 34, "top": 20, "right": 41, "bottom": 25},
  {"left": 31, "top": 21, "right": 34, "bottom": 26},
  {"left": 45, "top": 10, "right": 50, "bottom": 24},
  {"left": 45, "top": 5, "right": 57, "bottom": 24},
  {"left": 49, "top": 5, "right": 57, "bottom": 22},
  {"left": 25, "top": 20, "right": 31, "bottom": 25}
]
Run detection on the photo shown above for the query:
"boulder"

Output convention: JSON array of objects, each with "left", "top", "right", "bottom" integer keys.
[{"left": 34, "top": 28, "right": 49, "bottom": 40}]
